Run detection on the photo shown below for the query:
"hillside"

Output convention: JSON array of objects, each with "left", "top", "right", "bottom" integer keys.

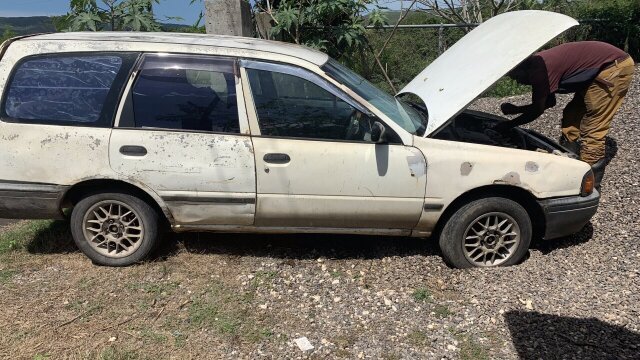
[{"left": 0, "top": 16, "right": 56, "bottom": 35}]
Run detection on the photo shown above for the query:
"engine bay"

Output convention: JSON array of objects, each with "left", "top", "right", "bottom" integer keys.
[{"left": 433, "top": 110, "right": 576, "bottom": 157}]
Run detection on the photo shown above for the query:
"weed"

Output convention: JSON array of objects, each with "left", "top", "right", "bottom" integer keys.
[
  {"left": 483, "top": 77, "right": 531, "bottom": 98},
  {"left": 171, "top": 331, "right": 187, "bottom": 348},
  {"left": 412, "top": 287, "right": 432, "bottom": 303},
  {"left": 457, "top": 334, "right": 491, "bottom": 360},
  {"left": 0, "top": 220, "right": 72, "bottom": 255},
  {"left": 0, "top": 269, "right": 17, "bottom": 284},
  {"left": 140, "top": 328, "right": 167, "bottom": 344},
  {"left": 433, "top": 304, "right": 453, "bottom": 318},
  {"left": 330, "top": 270, "right": 343, "bottom": 278},
  {"left": 97, "top": 347, "right": 144, "bottom": 360},
  {"left": 407, "top": 330, "right": 428, "bottom": 346},
  {"left": 33, "top": 354, "right": 49, "bottom": 360}
]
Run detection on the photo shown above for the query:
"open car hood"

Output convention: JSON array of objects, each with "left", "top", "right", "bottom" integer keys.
[{"left": 397, "top": 10, "right": 578, "bottom": 137}]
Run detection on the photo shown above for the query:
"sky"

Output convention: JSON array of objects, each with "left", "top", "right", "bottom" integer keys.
[
  {"left": 0, "top": 0, "right": 205, "bottom": 24},
  {"left": 0, "top": 0, "right": 411, "bottom": 24}
]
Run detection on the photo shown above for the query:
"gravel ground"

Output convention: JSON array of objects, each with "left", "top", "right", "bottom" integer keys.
[{"left": 1, "top": 67, "right": 639, "bottom": 359}]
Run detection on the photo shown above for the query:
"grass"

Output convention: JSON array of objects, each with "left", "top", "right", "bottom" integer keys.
[
  {"left": 483, "top": 77, "right": 531, "bottom": 98},
  {"left": 456, "top": 334, "right": 491, "bottom": 360},
  {"left": 412, "top": 287, "right": 432, "bottom": 303},
  {"left": 0, "top": 220, "right": 72, "bottom": 255},
  {"left": 433, "top": 304, "right": 453, "bottom": 318},
  {"left": 0, "top": 268, "right": 17, "bottom": 284},
  {"left": 407, "top": 330, "right": 429, "bottom": 346}
]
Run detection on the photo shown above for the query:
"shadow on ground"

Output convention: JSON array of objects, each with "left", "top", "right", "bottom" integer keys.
[
  {"left": 21, "top": 219, "right": 597, "bottom": 263},
  {"left": 25, "top": 220, "right": 76, "bottom": 254},
  {"left": 531, "top": 222, "right": 594, "bottom": 255},
  {"left": 173, "top": 232, "right": 440, "bottom": 261},
  {"left": 505, "top": 310, "right": 640, "bottom": 360}
]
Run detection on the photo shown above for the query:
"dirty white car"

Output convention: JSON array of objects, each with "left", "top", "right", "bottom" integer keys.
[{"left": 0, "top": 11, "right": 598, "bottom": 268}]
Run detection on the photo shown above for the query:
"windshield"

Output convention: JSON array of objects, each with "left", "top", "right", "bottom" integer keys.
[{"left": 322, "top": 58, "right": 427, "bottom": 136}]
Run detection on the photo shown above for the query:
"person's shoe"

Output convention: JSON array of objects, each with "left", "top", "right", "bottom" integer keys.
[
  {"left": 590, "top": 158, "right": 607, "bottom": 190},
  {"left": 559, "top": 136, "right": 580, "bottom": 156}
]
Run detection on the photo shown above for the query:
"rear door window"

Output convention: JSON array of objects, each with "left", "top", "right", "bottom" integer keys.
[
  {"left": 128, "top": 55, "right": 240, "bottom": 133},
  {"left": 2, "top": 53, "right": 137, "bottom": 126}
]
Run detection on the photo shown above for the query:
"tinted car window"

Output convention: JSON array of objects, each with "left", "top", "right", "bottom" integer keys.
[
  {"left": 131, "top": 55, "right": 239, "bottom": 133},
  {"left": 4, "top": 55, "right": 128, "bottom": 125},
  {"left": 247, "top": 68, "right": 370, "bottom": 141}
]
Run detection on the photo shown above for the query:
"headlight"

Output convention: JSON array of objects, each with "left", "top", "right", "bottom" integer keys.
[{"left": 581, "top": 170, "right": 595, "bottom": 197}]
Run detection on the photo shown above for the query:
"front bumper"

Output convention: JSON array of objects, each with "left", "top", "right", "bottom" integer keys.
[{"left": 538, "top": 190, "right": 600, "bottom": 240}]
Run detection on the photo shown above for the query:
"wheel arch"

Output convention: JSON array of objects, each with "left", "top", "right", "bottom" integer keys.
[
  {"left": 60, "top": 178, "right": 174, "bottom": 225},
  {"left": 433, "top": 185, "right": 545, "bottom": 241}
]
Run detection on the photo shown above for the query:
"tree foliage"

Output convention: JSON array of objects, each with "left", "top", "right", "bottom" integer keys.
[
  {"left": 256, "top": 0, "right": 388, "bottom": 58},
  {"left": 1, "top": 27, "right": 17, "bottom": 44},
  {"left": 56, "top": 0, "right": 161, "bottom": 31}
]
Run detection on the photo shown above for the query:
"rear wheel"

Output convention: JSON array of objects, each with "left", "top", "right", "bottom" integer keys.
[
  {"left": 439, "top": 197, "right": 532, "bottom": 268},
  {"left": 70, "top": 192, "right": 160, "bottom": 266}
]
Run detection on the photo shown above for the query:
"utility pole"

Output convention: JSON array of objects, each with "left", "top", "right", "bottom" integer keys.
[{"left": 204, "top": 0, "right": 253, "bottom": 36}]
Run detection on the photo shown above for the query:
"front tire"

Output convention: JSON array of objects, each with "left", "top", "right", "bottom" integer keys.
[
  {"left": 439, "top": 197, "right": 532, "bottom": 268},
  {"left": 70, "top": 192, "right": 160, "bottom": 266}
]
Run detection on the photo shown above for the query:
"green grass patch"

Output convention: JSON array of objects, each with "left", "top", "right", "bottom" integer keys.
[
  {"left": 407, "top": 330, "right": 429, "bottom": 346},
  {"left": 433, "top": 304, "right": 453, "bottom": 318},
  {"left": 412, "top": 287, "right": 432, "bottom": 303},
  {"left": 0, "top": 268, "right": 17, "bottom": 284},
  {"left": 0, "top": 220, "right": 72, "bottom": 255},
  {"left": 483, "top": 77, "right": 531, "bottom": 98},
  {"left": 456, "top": 334, "right": 491, "bottom": 360},
  {"left": 96, "top": 347, "right": 146, "bottom": 360},
  {"left": 140, "top": 327, "right": 168, "bottom": 344}
]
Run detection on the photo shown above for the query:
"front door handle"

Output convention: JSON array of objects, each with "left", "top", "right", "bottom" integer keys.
[
  {"left": 120, "top": 145, "right": 147, "bottom": 156},
  {"left": 263, "top": 153, "right": 290, "bottom": 164}
]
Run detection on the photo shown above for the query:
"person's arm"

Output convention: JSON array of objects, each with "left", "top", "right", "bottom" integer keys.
[{"left": 497, "top": 57, "right": 551, "bottom": 131}]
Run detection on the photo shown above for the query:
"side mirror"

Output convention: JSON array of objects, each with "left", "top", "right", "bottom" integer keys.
[{"left": 370, "top": 121, "right": 387, "bottom": 144}]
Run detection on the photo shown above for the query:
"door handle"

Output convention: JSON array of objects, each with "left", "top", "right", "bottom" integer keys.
[
  {"left": 119, "top": 145, "right": 147, "bottom": 156},
  {"left": 263, "top": 153, "right": 290, "bottom": 164}
]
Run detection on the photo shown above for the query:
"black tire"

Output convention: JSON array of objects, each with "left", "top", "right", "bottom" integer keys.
[
  {"left": 439, "top": 197, "right": 532, "bottom": 269},
  {"left": 70, "top": 192, "right": 160, "bottom": 266}
]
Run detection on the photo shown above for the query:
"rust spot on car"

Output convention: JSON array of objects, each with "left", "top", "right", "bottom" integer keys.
[
  {"left": 495, "top": 171, "right": 521, "bottom": 185},
  {"left": 460, "top": 162, "right": 473, "bottom": 176},
  {"left": 525, "top": 161, "right": 539, "bottom": 172}
]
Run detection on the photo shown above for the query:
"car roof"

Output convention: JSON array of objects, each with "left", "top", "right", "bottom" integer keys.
[{"left": 24, "top": 32, "right": 330, "bottom": 66}]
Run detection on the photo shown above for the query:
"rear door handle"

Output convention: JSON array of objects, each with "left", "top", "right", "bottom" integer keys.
[
  {"left": 120, "top": 145, "right": 147, "bottom": 156},
  {"left": 263, "top": 153, "right": 290, "bottom": 164}
]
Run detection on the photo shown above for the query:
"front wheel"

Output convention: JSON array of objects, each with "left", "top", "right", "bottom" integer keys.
[
  {"left": 439, "top": 197, "right": 532, "bottom": 268},
  {"left": 70, "top": 192, "right": 160, "bottom": 266}
]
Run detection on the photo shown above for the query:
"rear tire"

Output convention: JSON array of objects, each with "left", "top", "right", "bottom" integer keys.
[
  {"left": 439, "top": 197, "right": 532, "bottom": 268},
  {"left": 70, "top": 192, "right": 160, "bottom": 266}
]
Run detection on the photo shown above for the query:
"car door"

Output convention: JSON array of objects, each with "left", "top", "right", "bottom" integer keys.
[
  {"left": 241, "top": 60, "right": 426, "bottom": 230},
  {"left": 109, "top": 54, "right": 256, "bottom": 226}
]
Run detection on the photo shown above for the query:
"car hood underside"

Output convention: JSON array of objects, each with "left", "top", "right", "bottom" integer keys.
[{"left": 397, "top": 10, "right": 579, "bottom": 137}]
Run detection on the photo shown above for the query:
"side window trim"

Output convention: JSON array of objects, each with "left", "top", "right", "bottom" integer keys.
[
  {"left": 240, "top": 59, "right": 371, "bottom": 116},
  {"left": 115, "top": 53, "right": 250, "bottom": 135},
  {"left": 0, "top": 52, "right": 140, "bottom": 128}
]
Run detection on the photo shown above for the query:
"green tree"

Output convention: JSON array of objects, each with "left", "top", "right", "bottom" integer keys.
[
  {"left": 1, "top": 27, "right": 17, "bottom": 43},
  {"left": 256, "top": 0, "right": 387, "bottom": 59},
  {"left": 57, "top": 0, "right": 161, "bottom": 31}
]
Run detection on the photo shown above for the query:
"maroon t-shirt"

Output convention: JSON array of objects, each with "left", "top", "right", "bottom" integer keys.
[
  {"left": 535, "top": 41, "right": 627, "bottom": 92},
  {"left": 526, "top": 41, "right": 628, "bottom": 110}
]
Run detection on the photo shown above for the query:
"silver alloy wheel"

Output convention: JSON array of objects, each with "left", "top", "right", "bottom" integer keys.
[
  {"left": 82, "top": 200, "right": 144, "bottom": 258},
  {"left": 463, "top": 212, "right": 520, "bottom": 267}
]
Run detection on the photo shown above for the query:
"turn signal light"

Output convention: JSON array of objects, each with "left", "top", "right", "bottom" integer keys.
[{"left": 581, "top": 170, "right": 595, "bottom": 197}]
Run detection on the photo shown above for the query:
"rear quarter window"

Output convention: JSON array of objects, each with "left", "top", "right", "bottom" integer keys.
[{"left": 1, "top": 53, "right": 138, "bottom": 127}]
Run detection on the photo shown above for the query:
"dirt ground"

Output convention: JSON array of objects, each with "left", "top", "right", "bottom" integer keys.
[{"left": 1, "top": 67, "right": 639, "bottom": 360}]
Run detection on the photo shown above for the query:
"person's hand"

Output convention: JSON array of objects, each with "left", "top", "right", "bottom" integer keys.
[
  {"left": 500, "top": 102, "right": 519, "bottom": 115},
  {"left": 492, "top": 121, "right": 513, "bottom": 134}
]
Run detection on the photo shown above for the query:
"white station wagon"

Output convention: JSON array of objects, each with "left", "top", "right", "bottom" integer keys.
[{"left": 0, "top": 11, "right": 599, "bottom": 268}]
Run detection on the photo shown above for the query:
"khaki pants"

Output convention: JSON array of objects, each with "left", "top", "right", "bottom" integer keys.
[{"left": 561, "top": 56, "right": 635, "bottom": 164}]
